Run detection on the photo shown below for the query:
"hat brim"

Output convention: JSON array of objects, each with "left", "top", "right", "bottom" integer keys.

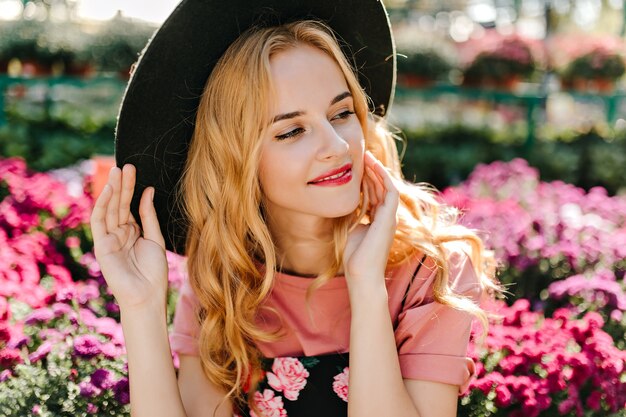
[{"left": 115, "top": 0, "right": 396, "bottom": 255}]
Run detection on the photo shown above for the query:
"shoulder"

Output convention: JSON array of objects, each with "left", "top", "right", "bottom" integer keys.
[
  {"left": 441, "top": 240, "right": 483, "bottom": 301},
  {"left": 387, "top": 240, "right": 482, "bottom": 303}
]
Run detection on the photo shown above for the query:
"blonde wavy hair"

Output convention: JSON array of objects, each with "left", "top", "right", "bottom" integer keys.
[{"left": 178, "top": 19, "right": 501, "bottom": 416}]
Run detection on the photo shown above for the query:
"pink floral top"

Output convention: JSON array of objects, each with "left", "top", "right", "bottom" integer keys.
[{"left": 170, "top": 242, "right": 482, "bottom": 414}]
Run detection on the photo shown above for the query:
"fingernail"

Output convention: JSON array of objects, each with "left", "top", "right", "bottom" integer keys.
[{"left": 150, "top": 188, "right": 154, "bottom": 202}]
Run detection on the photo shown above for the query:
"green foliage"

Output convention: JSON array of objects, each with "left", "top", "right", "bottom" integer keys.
[
  {"left": 90, "top": 19, "right": 155, "bottom": 73},
  {"left": 0, "top": 123, "right": 114, "bottom": 171},
  {"left": 463, "top": 38, "right": 537, "bottom": 84},
  {"left": 396, "top": 49, "right": 452, "bottom": 80},
  {"left": 562, "top": 48, "right": 626, "bottom": 81},
  {"left": 0, "top": 18, "right": 155, "bottom": 73},
  {"left": 400, "top": 125, "right": 626, "bottom": 195}
]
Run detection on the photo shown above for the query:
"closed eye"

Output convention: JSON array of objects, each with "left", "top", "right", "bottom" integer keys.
[
  {"left": 333, "top": 110, "right": 355, "bottom": 120},
  {"left": 276, "top": 127, "right": 305, "bottom": 141}
]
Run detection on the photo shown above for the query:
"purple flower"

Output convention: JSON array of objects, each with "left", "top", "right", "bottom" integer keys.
[
  {"left": 24, "top": 308, "right": 55, "bottom": 325},
  {"left": 113, "top": 377, "right": 130, "bottom": 405},
  {"left": 51, "top": 302, "right": 74, "bottom": 318},
  {"left": 73, "top": 335, "right": 103, "bottom": 359},
  {"left": 79, "top": 380, "right": 102, "bottom": 398},
  {"left": 29, "top": 340, "right": 53, "bottom": 363},
  {"left": 105, "top": 302, "right": 120, "bottom": 314},
  {"left": 90, "top": 368, "right": 115, "bottom": 389},
  {"left": 0, "top": 369, "right": 13, "bottom": 382}
]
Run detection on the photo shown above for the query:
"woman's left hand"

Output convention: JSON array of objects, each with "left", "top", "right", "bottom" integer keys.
[{"left": 343, "top": 151, "right": 400, "bottom": 287}]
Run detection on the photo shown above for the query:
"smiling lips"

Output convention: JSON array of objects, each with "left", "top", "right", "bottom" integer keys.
[{"left": 308, "top": 163, "right": 353, "bottom": 186}]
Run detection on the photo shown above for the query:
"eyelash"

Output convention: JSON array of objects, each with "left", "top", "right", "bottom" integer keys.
[{"left": 275, "top": 110, "right": 355, "bottom": 141}]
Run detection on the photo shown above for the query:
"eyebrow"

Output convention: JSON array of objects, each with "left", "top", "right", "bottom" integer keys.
[{"left": 270, "top": 91, "right": 353, "bottom": 125}]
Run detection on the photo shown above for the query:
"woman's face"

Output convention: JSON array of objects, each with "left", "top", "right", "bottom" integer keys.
[{"left": 259, "top": 43, "right": 365, "bottom": 221}]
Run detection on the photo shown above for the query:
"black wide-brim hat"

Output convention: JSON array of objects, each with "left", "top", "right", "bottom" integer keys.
[{"left": 115, "top": 0, "right": 396, "bottom": 255}]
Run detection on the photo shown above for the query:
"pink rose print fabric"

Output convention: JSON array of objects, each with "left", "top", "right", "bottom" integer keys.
[
  {"left": 250, "top": 389, "right": 287, "bottom": 417},
  {"left": 332, "top": 367, "right": 349, "bottom": 402},
  {"left": 266, "top": 358, "right": 310, "bottom": 401},
  {"left": 234, "top": 353, "right": 349, "bottom": 416}
]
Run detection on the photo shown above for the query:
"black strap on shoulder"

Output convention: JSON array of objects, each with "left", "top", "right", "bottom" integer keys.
[{"left": 399, "top": 254, "right": 428, "bottom": 313}]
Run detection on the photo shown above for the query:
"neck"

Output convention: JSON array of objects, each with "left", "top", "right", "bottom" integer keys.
[{"left": 265, "top": 210, "right": 340, "bottom": 277}]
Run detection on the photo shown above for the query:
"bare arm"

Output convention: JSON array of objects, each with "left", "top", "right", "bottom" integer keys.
[
  {"left": 121, "top": 302, "right": 188, "bottom": 417},
  {"left": 91, "top": 164, "right": 225, "bottom": 417},
  {"left": 348, "top": 283, "right": 458, "bottom": 417},
  {"left": 177, "top": 355, "right": 234, "bottom": 417},
  {"left": 344, "top": 153, "right": 459, "bottom": 417}
]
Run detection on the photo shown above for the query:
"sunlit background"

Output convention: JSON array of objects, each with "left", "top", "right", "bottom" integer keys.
[
  {"left": 1, "top": 2, "right": 626, "bottom": 415},
  {"left": 0, "top": 0, "right": 178, "bottom": 23}
]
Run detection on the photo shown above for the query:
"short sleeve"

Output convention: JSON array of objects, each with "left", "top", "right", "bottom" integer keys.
[
  {"left": 395, "top": 243, "right": 483, "bottom": 394},
  {"left": 170, "top": 276, "right": 201, "bottom": 356}
]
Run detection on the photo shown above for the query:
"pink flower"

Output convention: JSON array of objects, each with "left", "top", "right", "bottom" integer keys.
[
  {"left": 250, "top": 389, "right": 287, "bottom": 417},
  {"left": 586, "top": 390, "right": 603, "bottom": 411},
  {"left": 332, "top": 367, "right": 349, "bottom": 402},
  {"left": 0, "top": 347, "right": 23, "bottom": 368},
  {"left": 495, "top": 385, "right": 512, "bottom": 407},
  {"left": 266, "top": 357, "right": 309, "bottom": 401}
]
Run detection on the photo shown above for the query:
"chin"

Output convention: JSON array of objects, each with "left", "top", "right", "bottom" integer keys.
[{"left": 321, "top": 192, "right": 362, "bottom": 218}]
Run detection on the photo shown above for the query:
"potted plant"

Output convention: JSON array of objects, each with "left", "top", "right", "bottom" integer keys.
[
  {"left": 396, "top": 48, "right": 452, "bottom": 87},
  {"left": 91, "top": 17, "right": 155, "bottom": 78},
  {"left": 561, "top": 47, "right": 625, "bottom": 93},
  {"left": 462, "top": 37, "right": 536, "bottom": 90}
]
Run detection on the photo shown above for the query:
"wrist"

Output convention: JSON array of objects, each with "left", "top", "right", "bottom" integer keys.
[
  {"left": 347, "top": 278, "right": 388, "bottom": 305},
  {"left": 120, "top": 297, "right": 168, "bottom": 319}
]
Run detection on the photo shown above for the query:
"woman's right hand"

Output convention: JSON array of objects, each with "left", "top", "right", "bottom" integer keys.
[{"left": 90, "top": 164, "right": 169, "bottom": 311}]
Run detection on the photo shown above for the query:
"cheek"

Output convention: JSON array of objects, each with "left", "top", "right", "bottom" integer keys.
[{"left": 258, "top": 147, "right": 303, "bottom": 197}]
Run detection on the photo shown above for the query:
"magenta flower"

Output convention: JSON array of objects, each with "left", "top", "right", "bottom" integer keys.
[
  {"left": 24, "top": 308, "right": 55, "bottom": 325},
  {"left": 90, "top": 368, "right": 115, "bottom": 389},
  {"left": 0, "top": 296, "right": 9, "bottom": 322},
  {"left": 0, "top": 347, "right": 22, "bottom": 368},
  {"left": 465, "top": 301, "right": 626, "bottom": 414},
  {"left": 0, "top": 323, "right": 11, "bottom": 345},
  {"left": 73, "top": 335, "right": 104, "bottom": 359}
]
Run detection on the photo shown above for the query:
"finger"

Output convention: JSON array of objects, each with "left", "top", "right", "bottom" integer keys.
[
  {"left": 119, "top": 164, "right": 136, "bottom": 225},
  {"left": 367, "top": 166, "right": 385, "bottom": 205},
  {"left": 91, "top": 184, "right": 112, "bottom": 243},
  {"left": 139, "top": 187, "right": 166, "bottom": 251},
  {"left": 365, "top": 167, "right": 379, "bottom": 208},
  {"left": 364, "top": 169, "right": 379, "bottom": 220},
  {"left": 105, "top": 167, "right": 121, "bottom": 231},
  {"left": 361, "top": 175, "right": 371, "bottom": 210},
  {"left": 368, "top": 156, "right": 399, "bottom": 206}
]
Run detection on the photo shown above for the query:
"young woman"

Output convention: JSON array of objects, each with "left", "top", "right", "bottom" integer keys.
[{"left": 90, "top": 2, "right": 501, "bottom": 417}]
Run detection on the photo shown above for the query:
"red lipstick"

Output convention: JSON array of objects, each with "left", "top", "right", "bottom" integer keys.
[{"left": 308, "top": 163, "right": 352, "bottom": 186}]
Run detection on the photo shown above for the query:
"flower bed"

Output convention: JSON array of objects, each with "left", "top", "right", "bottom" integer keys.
[
  {"left": 0, "top": 158, "right": 187, "bottom": 415},
  {"left": 0, "top": 157, "right": 624, "bottom": 415}
]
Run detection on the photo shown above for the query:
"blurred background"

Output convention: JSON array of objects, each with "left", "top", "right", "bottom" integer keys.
[
  {"left": 0, "top": 0, "right": 624, "bottom": 194},
  {"left": 1, "top": 2, "right": 626, "bottom": 415}
]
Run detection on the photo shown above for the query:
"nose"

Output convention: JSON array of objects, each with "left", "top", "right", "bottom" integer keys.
[{"left": 316, "top": 120, "right": 349, "bottom": 161}]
